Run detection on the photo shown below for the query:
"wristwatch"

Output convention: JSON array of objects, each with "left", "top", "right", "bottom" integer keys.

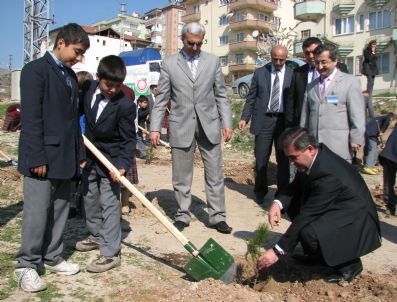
[{"left": 272, "top": 246, "right": 284, "bottom": 257}]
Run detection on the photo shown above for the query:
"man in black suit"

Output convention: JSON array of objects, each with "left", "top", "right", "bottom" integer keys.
[
  {"left": 379, "top": 124, "right": 397, "bottom": 216},
  {"left": 238, "top": 45, "right": 293, "bottom": 203},
  {"left": 257, "top": 127, "right": 381, "bottom": 283},
  {"left": 285, "top": 37, "right": 349, "bottom": 127}
]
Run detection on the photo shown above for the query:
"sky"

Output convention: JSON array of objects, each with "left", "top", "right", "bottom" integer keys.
[{"left": 0, "top": 0, "right": 170, "bottom": 69}]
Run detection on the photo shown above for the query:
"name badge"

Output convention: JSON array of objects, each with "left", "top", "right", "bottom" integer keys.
[{"left": 326, "top": 95, "right": 338, "bottom": 104}]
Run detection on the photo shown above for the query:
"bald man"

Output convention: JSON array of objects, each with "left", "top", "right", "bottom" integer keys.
[{"left": 239, "top": 45, "right": 293, "bottom": 203}]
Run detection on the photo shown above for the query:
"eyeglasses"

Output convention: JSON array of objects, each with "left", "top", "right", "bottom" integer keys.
[{"left": 186, "top": 41, "right": 203, "bottom": 47}]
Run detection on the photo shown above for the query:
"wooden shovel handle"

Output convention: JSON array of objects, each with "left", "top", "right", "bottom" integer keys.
[
  {"left": 82, "top": 135, "right": 196, "bottom": 253},
  {"left": 0, "top": 149, "right": 12, "bottom": 161},
  {"left": 138, "top": 126, "right": 170, "bottom": 148}
]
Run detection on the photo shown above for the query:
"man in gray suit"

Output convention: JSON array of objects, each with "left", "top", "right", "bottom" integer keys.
[
  {"left": 149, "top": 22, "right": 233, "bottom": 234},
  {"left": 300, "top": 43, "right": 365, "bottom": 162}
]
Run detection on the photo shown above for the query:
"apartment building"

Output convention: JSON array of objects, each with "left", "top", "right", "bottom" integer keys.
[
  {"left": 293, "top": 0, "right": 396, "bottom": 93},
  {"left": 181, "top": 0, "right": 297, "bottom": 81},
  {"left": 47, "top": 25, "right": 150, "bottom": 74},
  {"left": 144, "top": 4, "right": 186, "bottom": 58}
]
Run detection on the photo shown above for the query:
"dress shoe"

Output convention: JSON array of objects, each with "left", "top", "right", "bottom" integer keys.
[
  {"left": 327, "top": 261, "right": 363, "bottom": 283},
  {"left": 211, "top": 221, "right": 233, "bottom": 234},
  {"left": 173, "top": 220, "right": 189, "bottom": 232}
]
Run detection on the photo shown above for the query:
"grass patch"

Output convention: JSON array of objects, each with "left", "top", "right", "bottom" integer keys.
[
  {"left": 0, "top": 252, "right": 17, "bottom": 300},
  {"left": 0, "top": 216, "right": 22, "bottom": 243},
  {"left": 229, "top": 99, "right": 255, "bottom": 153},
  {"left": 36, "top": 284, "right": 64, "bottom": 301},
  {"left": 373, "top": 92, "right": 396, "bottom": 97}
]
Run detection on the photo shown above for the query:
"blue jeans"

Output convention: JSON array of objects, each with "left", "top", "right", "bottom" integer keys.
[{"left": 364, "top": 137, "right": 378, "bottom": 168}]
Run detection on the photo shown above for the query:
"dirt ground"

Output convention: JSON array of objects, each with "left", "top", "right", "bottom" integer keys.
[{"left": 0, "top": 130, "right": 397, "bottom": 301}]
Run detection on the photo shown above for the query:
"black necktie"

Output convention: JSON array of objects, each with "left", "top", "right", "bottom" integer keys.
[
  {"left": 92, "top": 93, "right": 104, "bottom": 122},
  {"left": 59, "top": 65, "right": 72, "bottom": 89}
]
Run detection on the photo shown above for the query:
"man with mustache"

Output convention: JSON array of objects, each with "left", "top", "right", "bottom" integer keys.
[{"left": 300, "top": 43, "right": 365, "bottom": 162}]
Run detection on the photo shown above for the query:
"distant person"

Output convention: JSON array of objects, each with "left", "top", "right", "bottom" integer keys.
[
  {"left": 257, "top": 127, "right": 381, "bottom": 283},
  {"left": 300, "top": 43, "right": 365, "bottom": 163},
  {"left": 136, "top": 95, "right": 150, "bottom": 159},
  {"left": 285, "top": 36, "right": 348, "bottom": 127},
  {"left": 148, "top": 84, "right": 157, "bottom": 113},
  {"left": 238, "top": 45, "right": 293, "bottom": 203},
  {"left": 15, "top": 23, "right": 90, "bottom": 293},
  {"left": 361, "top": 40, "right": 378, "bottom": 95},
  {"left": 362, "top": 113, "right": 394, "bottom": 175},
  {"left": 379, "top": 124, "right": 397, "bottom": 216},
  {"left": 363, "top": 90, "right": 375, "bottom": 121},
  {"left": 75, "top": 55, "right": 136, "bottom": 273},
  {"left": 150, "top": 22, "right": 233, "bottom": 234}
]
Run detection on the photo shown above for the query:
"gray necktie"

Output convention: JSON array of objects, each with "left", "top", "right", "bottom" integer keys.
[
  {"left": 190, "top": 59, "right": 197, "bottom": 79},
  {"left": 269, "top": 72, "right": 280, "bottom": 112}
]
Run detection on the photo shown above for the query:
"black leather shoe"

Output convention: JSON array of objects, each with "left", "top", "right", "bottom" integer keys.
[
  {"left": 173, "top": 221, "right": 189, "bottom": 232},
  {"left": 327, "top": 261, "right": 363, "bottom": 283},
  {"left": 211, "top": 221, "right": 233, "bottom": 234}
]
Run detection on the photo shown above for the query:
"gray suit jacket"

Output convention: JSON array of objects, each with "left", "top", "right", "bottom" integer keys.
[
  {"left": 300, "top": 70, "right": 365, "bottom": 161},
  {"left": 150, "top": 51, "right": 232, "bottom": 148}
]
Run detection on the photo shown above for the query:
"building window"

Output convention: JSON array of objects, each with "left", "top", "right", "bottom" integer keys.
[
  {"left": 219, "top": 15, "right": 229, "bottom": 26},
  {"left": 192, "top": 5, "right": 199, "bottom": 13},
  {"left": 219, "top": 0, "right": 229, "bottom": 5},
  {"left": 257, "top": 13, "right": 268, "bottom": 21},
  {"left": 377, "top": 53, "right": 389, "bottom": 74},
  {"left": 273, "top": 16, "right": 281, "bottom": 27},
  {"left": 335, "top": 15, "right": 354, "bottom": 35},
  {"left": 236, "top": 32, "right": 245, "bottom": 42},
  {"left": 358, "top": 14, "right": 364, "bottom": 32},
  {"left": 369, "top": 10, "right": 391, "bottom": 31},
  {"left": 341, "top": 57, "right": 353, "bottom": 74},
  {"left": 219, "top": 56, "right": 228, "bottom": 66},
  {"left": 219, "top": 35, "right": 229, "bottom": 45},
  {"left": 102, "top": 40, "right": 106, "bottom": 46},
  {"left": 236, "top": 53, "right": 244, "bottom": 64},
  {"left": 236, "top": 11, "right": 246, "bottom": 21},
  {"left": 301, "top": 30, "right": 311, "bottom": 40},
  {"left": 97, "top": 39, "right": 99, "bottom": 43}
]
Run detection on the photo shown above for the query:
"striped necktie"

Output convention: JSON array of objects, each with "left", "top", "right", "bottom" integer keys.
[{"left": 269, "top": 71, "right": 280, "bottom": 112}]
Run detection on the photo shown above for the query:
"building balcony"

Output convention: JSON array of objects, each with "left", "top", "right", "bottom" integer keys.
[
  {"left": 229, "top": 18, "right": 277, "bottom": 33},
  {"left": 294, "top": 1, "right": 326, "bottom": 23},
  {"left": 393, "top": 27, "right": 397, "bottom": 41},
  {"left": 332, "top": 0, "right": 355, "bottom": 16},
  {"left": 366, "top": 35, "right": 392, "bottom": 53},
  {"left": 229, "top": 40, "right": 258, "bottom": 52},
  {"left": 229, "top": 0, "right": 278, "bottom": 14},
  {"left": 336, "top": 41, "right": 354, "bottom": 57},
  {"left": 365, "top": 0, "right": 390, "bottom": 9},
  {"left": 229, "top": 63, "right": 257, "bottom": 72},
  {"left": 181, "top": 11, "right": 201, "bottom": 23},
  {"left": 184, "top": 0, "right": 199, "bottom": 3}
]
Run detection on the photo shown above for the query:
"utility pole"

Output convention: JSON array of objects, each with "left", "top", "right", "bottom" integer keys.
[
  {"left": 8, "top": 55, "right": 12, "bottom": 70},
  {"left": 23, "top": 0, "right": 54, "bottom": 65},
  {"left": 118, "top": 3, "right": 127, "bottom": 53}
]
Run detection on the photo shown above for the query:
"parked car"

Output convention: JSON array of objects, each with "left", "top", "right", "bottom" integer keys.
[{"left": 232, "top": 58, "right": 306, "bottom": 98}]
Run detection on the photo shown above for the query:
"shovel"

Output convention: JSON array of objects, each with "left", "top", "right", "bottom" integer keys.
[
  {"left": 0, "top": 149, "right": 18, "bottom": 166},
  {"left": 83, "top": 135, "right": 236, "bottom": 283}
]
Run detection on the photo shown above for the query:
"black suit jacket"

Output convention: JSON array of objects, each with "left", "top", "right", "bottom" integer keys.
[
  {"left": 380, "top": 125, "right": 397, "bottom": 164},
  {"left": 276, "top": 144, "right": 381, "bottom": 266},
  {"left": 18, "top": 52, "right": 84, "bottom": 179},
  {"left": 362, "top": 49, "right": 378, "bottom": 76},
  {"left": 81, "top": 80, "right": 136, "bottom": 178},
  {"left": 240, "top": 63, "right": 293, "bottom": 135},
  {"left": 366, "top": 115, "right": 392, "bottom": 138},
  {"left": 285, "top": 62, "right": 348, "bottom": 127}
]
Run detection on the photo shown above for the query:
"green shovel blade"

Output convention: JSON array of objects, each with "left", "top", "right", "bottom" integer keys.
[{"left": 184, "top": 238, "right": 236, "bottom": 284}]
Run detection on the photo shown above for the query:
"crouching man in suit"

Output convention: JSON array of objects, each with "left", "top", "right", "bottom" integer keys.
[{"left": 257, "top": 127, "right": 381, "bottom": 283}]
